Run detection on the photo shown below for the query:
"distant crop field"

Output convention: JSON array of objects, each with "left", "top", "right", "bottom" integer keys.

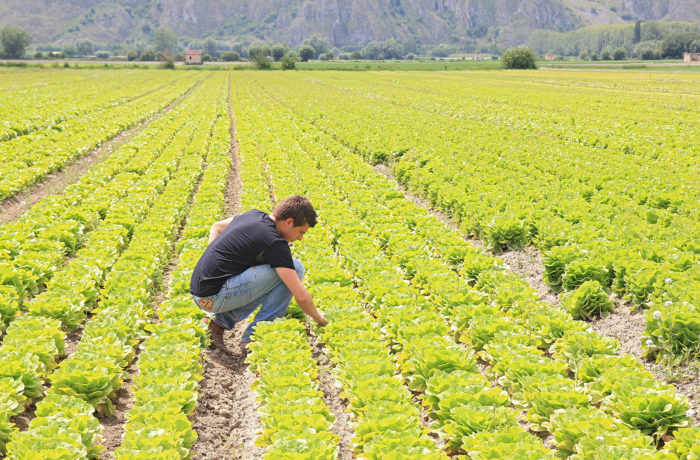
[{"left": 0, "top": 68, "right": 698, "bottom": 458}]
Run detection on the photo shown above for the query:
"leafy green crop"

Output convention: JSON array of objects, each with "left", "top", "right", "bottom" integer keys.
[{"left": 561, "top": 280, "right": 614, "bottom": 321}]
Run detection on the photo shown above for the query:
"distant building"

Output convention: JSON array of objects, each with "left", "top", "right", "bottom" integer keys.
[
  {"left": 185, "top": 50, "right": 202, "bottom": 65},
  {"left": 683, "top": 52, "right": 700, "bottom": 62},
  {"left": 545, "top": 54, "right": 556, "bottom": 61}
]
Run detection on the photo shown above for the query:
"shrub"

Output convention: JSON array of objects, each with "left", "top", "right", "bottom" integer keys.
[
  {"left": 160, "top": 59, "right": 175, "bottom": 69},
  {"left": 95, "top": 51, "right": 109, "bottom": 59},
  {"left": 252, "top": 51, "right": 271, "bottom": 69},
  {"left": 350, "top": 51, "right": 362, "bottom": 60},
  {"left": 281, "top": 52, "right": 297, "bottom": 70},
  {"left": 613, "top": 48, "right": 626, "bottom": 60},
  {"left": 126, "top": 51, "right": 137, "bottom": 61},
  {"left": 501, "top": 47, "right": 537, "bottom": 69}
]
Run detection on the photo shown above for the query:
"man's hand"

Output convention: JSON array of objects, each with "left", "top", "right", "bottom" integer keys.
[{"left": 276, "top": 267, "right": 327, "bottom": 324}]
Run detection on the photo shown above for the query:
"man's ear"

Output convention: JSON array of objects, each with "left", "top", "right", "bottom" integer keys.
[{"left": 284, "top": 217, "right": 295, "bottom": 227}]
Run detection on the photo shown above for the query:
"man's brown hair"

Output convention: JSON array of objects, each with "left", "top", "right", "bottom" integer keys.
[{"left": 272, "top": 195, "right": 317, "bottom": 227}]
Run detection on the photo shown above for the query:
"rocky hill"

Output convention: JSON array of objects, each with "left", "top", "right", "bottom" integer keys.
[{"left": 2, "top": 0, "right": 698, "bottom": 49}]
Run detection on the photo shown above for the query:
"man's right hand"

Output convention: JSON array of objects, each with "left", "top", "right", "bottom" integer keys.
[{"left": 316, "top": 315, "right": 329, "bottom": 325}]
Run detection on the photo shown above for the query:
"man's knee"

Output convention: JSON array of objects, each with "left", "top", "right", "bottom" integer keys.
[{"left": 293, "top": 258, "right": 305, "bottom": 281}]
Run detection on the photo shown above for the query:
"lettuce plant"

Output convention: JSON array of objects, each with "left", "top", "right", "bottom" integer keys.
[
  {"left": 482, "top": 216, "right": 529, "bottom": 253},
  {"left": 561, "top": 280, "right": 614, "bottom": 321},
  {"left": 562, "top": 259, "right": 610, "bottom": 291},
  {"left": 602, "top": 375, "right": 690, "bottom": 443},
  {"left": 462, "top": 426, "right": 557, "bottom": 459},
  {"left": 543, "top": 245, "right": 581, "bottom": 290},
  {"left": 661, "top": 426, "right": 700, "bottom": 459}
]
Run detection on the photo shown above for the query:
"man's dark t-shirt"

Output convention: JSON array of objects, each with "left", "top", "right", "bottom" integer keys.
[{"left": 190, "top": 210, "right": 295, "bottom": 297}]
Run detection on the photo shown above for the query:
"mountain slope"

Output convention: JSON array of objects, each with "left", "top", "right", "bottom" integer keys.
[{"left": 2, "top": 0, "right": 698, "bottom": 48}]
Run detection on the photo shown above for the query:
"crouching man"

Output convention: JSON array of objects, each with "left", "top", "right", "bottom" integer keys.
[{"left": 190, "top": 195, "right": 327, "bottom": 354}]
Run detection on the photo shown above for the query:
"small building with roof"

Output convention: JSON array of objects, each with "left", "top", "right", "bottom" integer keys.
[{"left": 185, "top": 50, "right": 203, "bottom": 65}]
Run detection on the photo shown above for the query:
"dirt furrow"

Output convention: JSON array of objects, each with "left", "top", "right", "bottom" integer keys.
[{"left": 308, "top": 332, "right": 355, "bottom": 459}]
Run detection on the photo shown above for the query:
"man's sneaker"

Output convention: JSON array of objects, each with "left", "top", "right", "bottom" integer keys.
[{"left": 207, "top": 320, "right": 232, "bottom": 355}]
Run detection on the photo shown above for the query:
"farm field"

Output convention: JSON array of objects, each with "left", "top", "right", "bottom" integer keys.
[{"left": 0, "top": 68, "right": 698, "bottom": 459}]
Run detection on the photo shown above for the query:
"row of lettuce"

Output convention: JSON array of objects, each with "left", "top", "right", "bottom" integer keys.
[
  {"left": 114, "top": 73, "right": 232, "bottom": 458},
  {"left": 0, "top": 74, "right": 227, "bottom": 457},
  {"left": 233, "top": 74, "right": 699, "bottom": 458},
  {"left": 0, "top": 70, "right": 186, "bottom": 142},
  {"left": 0, "top": 71, "right": 205, "bottom": 202},
  {"left": 245, "top": 71, "right": 699, "bottom": 366}
]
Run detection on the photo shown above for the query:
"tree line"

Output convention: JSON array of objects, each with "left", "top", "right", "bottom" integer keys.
[{"left": 529, "top": 21, "right": 700, "bottom": 59}]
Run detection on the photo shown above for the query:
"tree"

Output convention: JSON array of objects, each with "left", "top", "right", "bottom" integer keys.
[
  {"left": 248, "top": 43, "right": 270, "bottom": 61},
  {"left": 127, "top": 51, "right": 137, "bottom": 61},
  {"left": 281, "top": 52, "right": 297, "bottom": 70},
  {"left": 299, "top": 45, "right": 315, "bottom": 62},
  {"left": 62, "top": 44, "right": 77, "bottom": 57},
  {"left": 403, "top": 39, "right": 417, "bottom": 55},
  {"left": 661, "top": 32, "right": 697, "bottom": 58},
  {"left": 613, "top": 48, "right": 626, "bottom": 60},
  {"left": 501, "top": 47, "right": 537, "bottom": 69},
  {"left": 204, "top": 38, "right": 218, "bottom": 57},
  {"left": 350, "top": 51, "right": 362, "bottom": 60},
  {"left": 431, "top": 43, "right": 453, "bottom": 57},
  {"left": 76, "top": 39, "right": 94, "bottom": 57},
  {"left": 1, "top": 26, "right": 32, "bottom": 58},
  {"left": 154, "top": 28, "right": 178, "bottom": 59},
  {"left": 140, "top": 50, "right": 155, "bottom": 61},
  {"left": 302, "top": 35, "right": 329, "bottom": 58},
  {"left": 221, "top": 51, "right": 239, "bottom": 61},
  {"left": 271, "top": 44, "right": 287, "bottom": 61},
  {"left": 362, "top": 40, "right": 403, "bottom": 60},
  {"left": 691, "top": 39, "right": 700, "bottom": 53},
  {"left": 252, "top": 51, "right": 270, "bottom": 69},
  {"left": 634, "top": 20, "right": 641, "bottom": 44}
]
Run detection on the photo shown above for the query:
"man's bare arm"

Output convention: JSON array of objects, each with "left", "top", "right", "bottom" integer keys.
[
  {"left": 276, "top": 267, "right": 328, "bottom": 324},
  {"left": 209, "top": 217, "right": 233, "bottom": 244}
]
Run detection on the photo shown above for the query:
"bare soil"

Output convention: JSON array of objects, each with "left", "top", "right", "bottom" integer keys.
[
  {"left": 308, "top": 332, "right": 355, "bottom": 459},
  {"left": 373, "top": 164, "right": 700, "bottom": 426},
  {"left": 98, "top": 363, "right": 138, "bottom": 459},
  {"left": 191, "top": 321, "right": 264, "bottom": 460}
]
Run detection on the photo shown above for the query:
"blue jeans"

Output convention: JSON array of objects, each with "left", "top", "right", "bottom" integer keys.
[{"left": 191, "top": 258, "right": 304, "bottom": 342}]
